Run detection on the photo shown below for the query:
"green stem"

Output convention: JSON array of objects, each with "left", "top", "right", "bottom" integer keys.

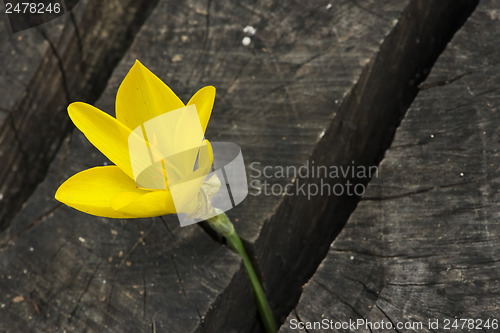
[{"left": 207, "top": 210, "right": 278, "bottom": 333}]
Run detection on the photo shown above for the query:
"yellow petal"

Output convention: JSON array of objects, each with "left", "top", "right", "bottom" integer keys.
[
  {"left": 171, "top": 112, "right": 209, "bottom": 182},
  {"left": 187, "top": 86, "right": 215, "bottom": 134},
  {"left": 116, "top": 60, "right": 185, "bottom": 131},
  {"left": 205, "top": 139, "right": 214, "bottom": 165},
  {"left": 111, "top": 190, "right": 176, "bottom": 217},
  {"left": 55, "top": 166, "right": 174, "bottom": 218},
  {"left": 68, "top": 102, "right": 134, "bottom": 179},
  {"left": 164, "top": 141, "right": 214, "bottom": 215}
]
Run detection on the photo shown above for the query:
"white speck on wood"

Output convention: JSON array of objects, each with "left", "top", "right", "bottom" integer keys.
[
  {"left": 243, "top": 25, "right": 256, "bottom": 36},
  {"left": 242, "top": 36, "right": 251, "bottom": 46}
]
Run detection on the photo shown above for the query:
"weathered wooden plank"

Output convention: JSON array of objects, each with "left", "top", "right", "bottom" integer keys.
[
  {"left": 280, "top": 0, "right": 499, "bottom": 332},
  {"left": 63, "top": 0, "right": 417, "bottom": 330},
  {"left": 0, "top": 0, "right": 159, "bottom": 229},
  {"left": 251, "top": 2, "right": 479, "bottom": 328},
  {"left": 0, "top": 0, "right": 480, "bottom": 332},
  {"left": 95, "top": 2, "right": 418, "bottom": 329}
]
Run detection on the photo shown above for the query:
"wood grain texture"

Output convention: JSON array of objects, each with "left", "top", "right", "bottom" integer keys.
[
  {"left": 0, "top": 0, "right": 159, "bottom": 229},
  {"left": 94, "top": 2, "right": 413, "bottom": 330},
  {"left": 0, "top": 0, "right": 410, "bottom": 331},
  {"left": 280, "top": 0, "right": 499, "bottom": 332},
  {"left": 0, "top": 0, "right": 482, "bottom": 332}
]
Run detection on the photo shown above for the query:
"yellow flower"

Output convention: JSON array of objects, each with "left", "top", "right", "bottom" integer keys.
[{"left": 55, "top": 60, "right": 216, "bottom": 218}]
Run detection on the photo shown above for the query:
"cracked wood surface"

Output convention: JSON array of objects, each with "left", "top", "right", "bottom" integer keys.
[
  {"left": 280, "top": 0, "right": 500, "bottom": 332},
  {"left": 0, "top": 0, "right": 482, "bottom": 331},
  {"left": 0, "top": 0, "right": 415, "bottom": 331},
  {"left": 0, "top": 0, "right": 158, "bottom": 229}
]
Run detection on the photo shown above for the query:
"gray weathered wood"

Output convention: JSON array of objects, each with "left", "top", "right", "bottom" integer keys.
[
  {"left": 280, "top": 0, "right": 500, "bottom": 332},
  {"left": 0, "top": 0, "right": 159, "bottom": 228},
  {"left": 0, "top": 0, "right": 482, "bottom": 332},
  {"left": 1, "top": 0, "right": 410, "bottom": 331}
]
